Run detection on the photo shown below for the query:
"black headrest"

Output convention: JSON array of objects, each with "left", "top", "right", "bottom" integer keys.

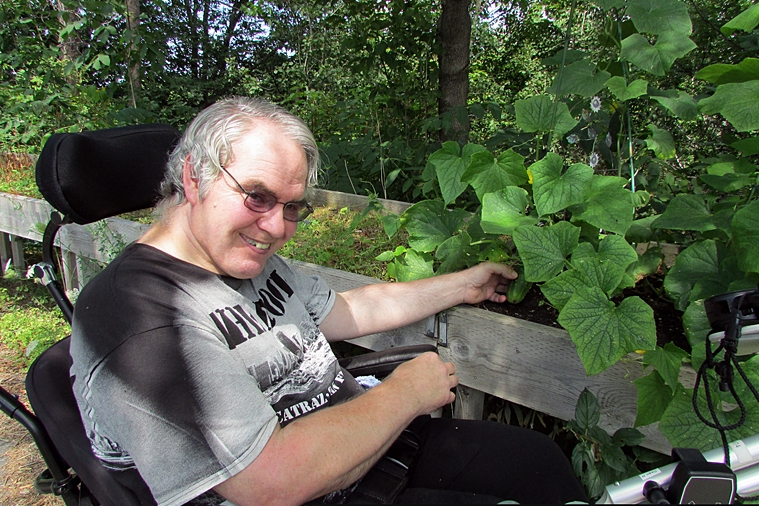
[{"left": 35, "top": 124, "right": 182, "bottom": 225}]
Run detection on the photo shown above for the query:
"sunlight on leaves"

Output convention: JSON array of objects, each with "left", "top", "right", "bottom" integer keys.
[{"left": 558, "top": 286, "right": 656, "bottom": 375}]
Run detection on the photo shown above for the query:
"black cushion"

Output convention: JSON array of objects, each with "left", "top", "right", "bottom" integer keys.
[
  {"left": 35, "top": 124, "right": 181, "bottom": 225},
  {"left": 25, "top": 337, "right": 156, "bottom": 506}
]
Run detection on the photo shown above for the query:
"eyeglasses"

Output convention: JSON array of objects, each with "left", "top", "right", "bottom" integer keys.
[{"left": 219, "top": 165, "right": 313, "bottom": 222}]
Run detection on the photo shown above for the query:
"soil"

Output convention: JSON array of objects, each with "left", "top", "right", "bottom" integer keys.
[{"left": 477, "top": 273, "right": 690, "bottom": 353}]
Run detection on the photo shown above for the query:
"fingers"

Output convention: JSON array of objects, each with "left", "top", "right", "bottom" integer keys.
[{"left": 486, "top": 262, "right": 518, "bottom": 280}]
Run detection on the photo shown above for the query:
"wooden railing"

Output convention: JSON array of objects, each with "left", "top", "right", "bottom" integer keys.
[{"left": 0, "top": 189, "right": 677, "bottom": 454}]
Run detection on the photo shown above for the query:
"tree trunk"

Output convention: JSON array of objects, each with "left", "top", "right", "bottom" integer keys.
[
  {"left": 126, "top": 0, "right": 141, "bottom": 107},
  {"left": 437, "top": 0, "right": 471, "bottom": 144},
  {"left": 55, "top": 0, "right": 83, "bottom": 72}
]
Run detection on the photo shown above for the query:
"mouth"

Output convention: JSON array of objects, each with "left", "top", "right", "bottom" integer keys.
[{"left": 242, "top": 235, "right": 272, "bottom": 251}]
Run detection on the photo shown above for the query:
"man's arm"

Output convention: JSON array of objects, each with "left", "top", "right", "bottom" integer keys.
[
  {"left": 213, "top": 352, "right": 457, "bottom": 506},
  {"left": 319, "top": 262, "right": 517, "bottom": 342}
]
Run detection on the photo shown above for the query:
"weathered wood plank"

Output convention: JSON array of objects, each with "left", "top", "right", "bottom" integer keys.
[
  {"left": 453, "top": 385, "right": 486, "bottom": 420},
  {"left": 310, "top": 188, "right": 411, "bottom": 215},
  {"left": 438, "top": 304, "right": 673, "bottom": 453},
  {"left": 289, "top": 260, "right": 674, "bottom": 453},
  {"left": 0, "top": 193, "right": 51, "bottom": 242}
]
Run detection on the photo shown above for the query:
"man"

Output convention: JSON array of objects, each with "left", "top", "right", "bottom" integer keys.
[{"left": 71, "top": 97, "right": 587, "bottom": 505}]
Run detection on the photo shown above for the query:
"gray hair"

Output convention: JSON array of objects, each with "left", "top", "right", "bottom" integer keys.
[{"left": 154, "top": 97, "right": 319, "bottom": 217}]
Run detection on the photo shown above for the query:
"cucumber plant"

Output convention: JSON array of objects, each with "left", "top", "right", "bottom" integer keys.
[{"left": 377, "top": 0, "right": 759, "bottom": 451}]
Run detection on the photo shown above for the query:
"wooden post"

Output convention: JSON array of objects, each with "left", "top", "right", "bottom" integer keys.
[
  {"left": 10, "top": 235, "right": 25, "bottom": 272},
  {"left": 453, "top": 385, "right": 485, "bottom": 420},
  {"left": 61, "top": 249, "right": 79, "bottom": 293},
  {"left": 0, "top": 232, "right": 11, "bottom": 275}
]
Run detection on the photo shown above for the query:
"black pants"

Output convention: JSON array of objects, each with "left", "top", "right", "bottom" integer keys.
[{"left": 394, "top": 417, "right": 588, "bottom": 504}]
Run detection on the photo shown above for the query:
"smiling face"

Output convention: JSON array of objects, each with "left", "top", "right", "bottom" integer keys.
[{"left": 180, "top": 121, "right": 308, "bottom": 279}]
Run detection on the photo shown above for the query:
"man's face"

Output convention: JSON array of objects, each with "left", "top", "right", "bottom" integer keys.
[{"left": 185, "top": 121, "right": 308, "bottom": 279}]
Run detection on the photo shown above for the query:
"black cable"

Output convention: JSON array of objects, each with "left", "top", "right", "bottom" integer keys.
[{"left": 692, "top": 292, "right": 759, "bottom": 502}]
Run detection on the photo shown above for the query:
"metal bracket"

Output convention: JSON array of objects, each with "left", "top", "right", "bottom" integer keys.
[{"left": 425, "top": 311, "right": 449, "bottom": 347}]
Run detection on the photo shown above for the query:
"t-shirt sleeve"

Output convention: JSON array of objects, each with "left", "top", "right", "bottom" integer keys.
[
  {"left": 273, "top": 256, "right": 336, "bottom": 324},
  {"left": 84, "top": 325, "right": 278, "bottom": 506}
]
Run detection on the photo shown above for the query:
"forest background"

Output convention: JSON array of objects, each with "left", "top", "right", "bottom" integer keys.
[{"left": 0, "top": 0, "right": 750, "bottom": 201}]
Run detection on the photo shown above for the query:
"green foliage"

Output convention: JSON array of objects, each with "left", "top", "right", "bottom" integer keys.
[
  {"left": 0, "top": 279, "right": 68, "bottom": 368},
  {"left": 376, "top": 0, "right": 759, "bottom": 451},
  {"left": 567, "top": 389, "right": 653, "bottom": 499},
  {"left": 279, "top": 205, "right": 407, "bottom": 281}
]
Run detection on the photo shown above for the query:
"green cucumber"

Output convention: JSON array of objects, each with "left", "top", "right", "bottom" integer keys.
[{"left": 507, "top": 265, "right": 531, "bottom": 304}]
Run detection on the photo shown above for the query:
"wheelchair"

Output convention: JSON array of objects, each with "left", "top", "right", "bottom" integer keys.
[{"left": 0, "top": 124, "right": 435, "bottom": 505}]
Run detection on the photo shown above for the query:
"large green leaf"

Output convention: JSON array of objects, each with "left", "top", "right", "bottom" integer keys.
[
  {"left": 699, "top": 81, "right": 759, "bottom": 132},
  {"left": 650, "top": 91, "right": 698, "bottom": 120},
  {"left": 732, "top": 137, "right": 759, "bottom": 156},
  {"left": 400, "top": 200, "right": 470, "bottom": 253},
  {"left": 514, "top": 95, "right": 578, "bottom": 137},
  {"left": 428, "top": 142, "right": 485, "bottom": 206},
  {"left": 480, "top": 187, "right": 539, "bottom": 235},
  {"left": 732, "top": 200, "right": 759, "bottom": 273},
  {"left": 627, "top": 0, "right": 692, "bottom": 36},
  {"left": 435, "top": 231, "right": 477, "bottom": 274},
  {"left": 548, "top": 59, "right": 611, "bottom": 98},
  {"left": 721, "top": 4, "right": 759, "bottom": 37},
  {"left": 542, "top": 241, "right": 634, "bottom": 310},
  {"left": 574, "top": 388, "right": 601, "bottom": 431},
  {"left": 591, "top": 0, "right": 624, "bottom": 10},
  {"left": 530, "top": 153, "right": 593, "bottom": 217},
  {"left": 706, "top": 157, "right": 757, "bottom": 175},
  {"left": 645, "top": 124, "right": 676, "bottom": 159},
  {"left": 574, "top": 237, "right": 638, "bottom": 293},
  {"left": 650, "top": 194, "right": 716, "bottom": 232},
  {"left": 513, "top": 221, "right": 581, "bottom": 282},
  {"left": 463, "top": 149, "right": 528, "bottom": 202},
  {"left": 634, "top": 370, "right": 674, "bottom": 427},
  {"left": 659, "top": 384, "right": 759, "bottom": 451},
  {"left": 696, "top": 58, "right": 759, "bottom": 85},
  {"left": 541, "top": 269, "right": 592, "bottom": 311},
  {"left": 643, "top": 343, "right": 688, "bottom": 392},
  {"left": 394, "top": 249, "right": 434, "bottom": 282},
  {"left": 700, "top": 173, "right": 755, "bottom": 192},
  {"left": 663, "top": 240, "right": 719, "bottom": 311},
  {"left": 605, "top": 76, "right": 649, "bottom": 101},
  {"left": 558, "top": 287, "right": 656, "bottom": 375},
  {"left": 682, "top": 300, "right": 710, "bottom": 369},
  {"left": 621, "top": 32, "right": 697, "bottom": 76},
  {"left": 567, "top": 176, "right": 634, "bottom": 236}
]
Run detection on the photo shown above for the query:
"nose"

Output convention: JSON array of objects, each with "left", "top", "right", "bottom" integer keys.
[{"left": 255, "top": 203, "right": 288, "bottom": 238}]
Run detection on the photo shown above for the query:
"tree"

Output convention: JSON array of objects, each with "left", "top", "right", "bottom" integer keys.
[
  {"left": 125, "top": 0, "right": 140, "bottom": 107},
  {"left": 438, "top": 0, "right": 471, "bottom": 144}
]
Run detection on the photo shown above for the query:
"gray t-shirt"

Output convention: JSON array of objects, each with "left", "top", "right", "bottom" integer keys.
[{"left": 70, "top": 244, "right": 361, "bottom": 506}]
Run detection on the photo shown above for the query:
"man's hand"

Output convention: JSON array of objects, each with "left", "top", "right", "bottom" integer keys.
[
  {"left": 460, "top": 262, "right": 518, "bottom": 305},
  {"left": 382, "top": 352, "right": 458, "bottom": 416}
]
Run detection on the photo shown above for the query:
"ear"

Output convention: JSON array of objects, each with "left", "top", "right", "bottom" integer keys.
[{"left": 182, "top": 156, "right": 201, "bottom": 205}]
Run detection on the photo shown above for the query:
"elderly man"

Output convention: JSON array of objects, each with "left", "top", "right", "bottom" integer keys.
[{"left": 70, "top": 97, "right": 587, "bottom": 505}]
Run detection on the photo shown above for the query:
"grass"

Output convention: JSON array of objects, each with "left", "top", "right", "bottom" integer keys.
[
  {"left": 0, "top": 154, "right": 40, "bottom": 198},
  {"left": 0, "top": 272, "right": 65, "bottom": 506},
  {"left": 279, "top": 206, "right": 406, "bottom": 281}
]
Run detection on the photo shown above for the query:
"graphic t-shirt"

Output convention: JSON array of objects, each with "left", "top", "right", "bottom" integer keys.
[{"left": 70, "top": 244, "right": 362, "bottom": 506}]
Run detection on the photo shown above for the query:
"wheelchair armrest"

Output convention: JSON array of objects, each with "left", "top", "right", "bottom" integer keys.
[{"left": 338, "top": 344, "right": 437, "bottom": 378}]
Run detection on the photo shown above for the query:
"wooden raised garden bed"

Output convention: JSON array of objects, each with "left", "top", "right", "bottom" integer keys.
[{"left": 0, "top": 189, "right": 682, "bottom": 454}]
